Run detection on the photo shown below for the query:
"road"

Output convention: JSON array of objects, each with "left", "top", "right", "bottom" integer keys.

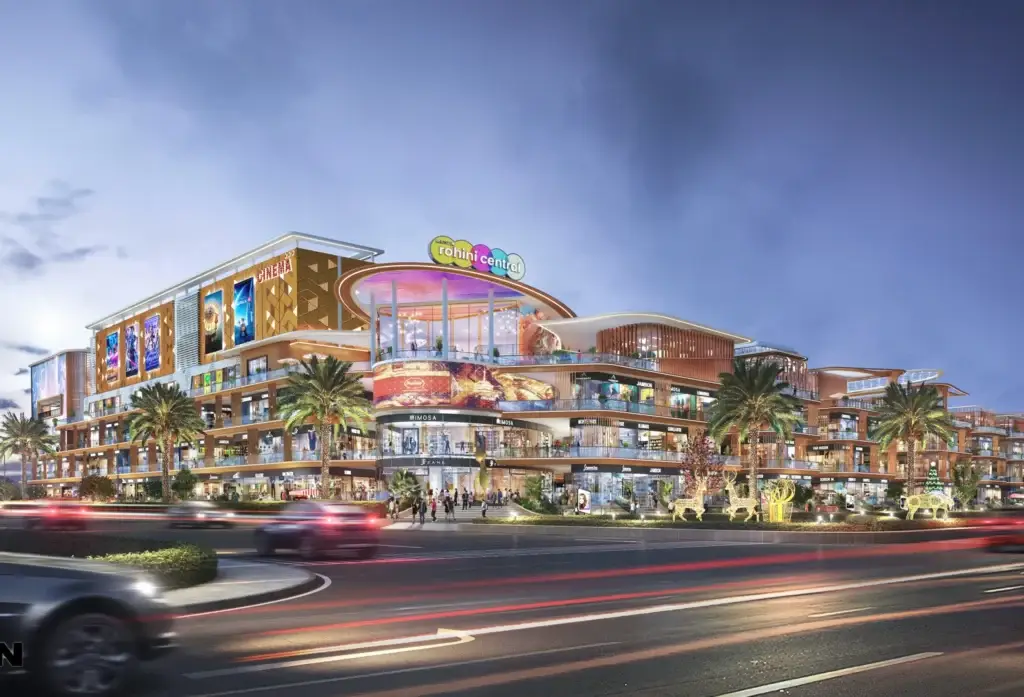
[{"left": 5, "top": 516, "right": 1024, "bottom": 696}]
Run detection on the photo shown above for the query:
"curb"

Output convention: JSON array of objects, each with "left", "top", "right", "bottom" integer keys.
[{"left": 174, "top": 566, "right": 324, "bottom": 615}]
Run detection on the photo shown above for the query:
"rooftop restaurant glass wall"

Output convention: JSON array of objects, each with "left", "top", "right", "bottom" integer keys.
[{"left": 377, "top": 302, "right": 520, "bottom": 355}]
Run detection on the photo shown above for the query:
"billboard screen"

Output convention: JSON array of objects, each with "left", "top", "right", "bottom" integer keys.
[
  {"left": 124, "top": 323, "right": 139, "bottom": 378},
  {"left": 30, "top": 356, "right": 65, "bottom": 417},
  {"left": 203, "top": 289, "right": 224, "bottom": 354},
  {"left": 373, "top": 360, "right": 554, "bottom": 409},
  {"left": 105, "top": 331, "right": 119, "bottom": 381},
  {"left": 232, "top": 278, "right": 255, "bottom": 346},
  {"left": 143, "top": 315, "right": 161, "bottom": 371}
]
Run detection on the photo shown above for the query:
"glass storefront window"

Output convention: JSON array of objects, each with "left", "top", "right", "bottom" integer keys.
[
  {"left": 669, "top": 386, "right": 716, "bottom": 419},
  {"left": 247, "top": 356, "right": 269, "bottom": 375}
]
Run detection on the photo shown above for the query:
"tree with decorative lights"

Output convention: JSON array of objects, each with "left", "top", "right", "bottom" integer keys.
[
  {"left": 682, "top": 429, "right": 723, "bottom": 498},
  {"left": 924, "top": 462, "right": 942, "bottom": 493}
]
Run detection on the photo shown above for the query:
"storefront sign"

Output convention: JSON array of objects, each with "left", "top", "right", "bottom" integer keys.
[
  {"left": 377, "top": 412, "right": 552, "bottom": 433},
  {"left": 571, "top": 463, "right": 683, "bottom": 476},
  {"left": 256, "top": 253, "right": 294, "bottom": 284},
  {"left": 428, "top": 235, "right": 526, "bottom": 281},
  {"left": 281, "top": 471, "right": 294, "bottom": 477},
  {"left": 573, "top": 418, "right": 600, "bottom": 427},
  {"left": 378, "top": 456, "right": 496, "bottom": 469},
  {"left": 671, "top": 385, "right": 717, "bottom": 398},
  {"left": 635, "top": 380, "right": 654, "bottom": 388}
]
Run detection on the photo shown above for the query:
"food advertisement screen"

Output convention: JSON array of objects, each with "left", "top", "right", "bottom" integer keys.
[{"left": 373, "top": 361, "right": 554, "bottom": 409}]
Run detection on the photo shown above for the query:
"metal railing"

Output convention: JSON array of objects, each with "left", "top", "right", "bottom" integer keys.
[
  {"left": 374, "top": 349, "right": 662, "bottom": 372},
  {"left": 498, "top": 398, "right": 706, "bottom": 420},
  {"left": 826, "top": 431, "right": 861, "bottom": 441},
  {"left": 825, "top": 399, "right": 882, "bottom": 411}
]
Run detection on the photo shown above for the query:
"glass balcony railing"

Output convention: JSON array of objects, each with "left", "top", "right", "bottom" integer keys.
[
  {"left": 498, "top": 398, "right": 704, "bottom": 420},
  {"left": 826, "top": 431, "right": 861, "bottom": 441},
  {"left": 375, "top": 350, "right": 660, "bottom": 372},
  {"left": 1003, "top": 451, "right": 1024, "bottom": 461},
  {"left": 826, "top": 398, "right": 882, "bottom": 411},
  {"left": 973, "top": 425, "right": 1009, "bottom": 436}
]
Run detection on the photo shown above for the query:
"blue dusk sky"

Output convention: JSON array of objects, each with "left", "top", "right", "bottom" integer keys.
[{"left": 1, "top": 0, "right": 1023, "bottom": 416}]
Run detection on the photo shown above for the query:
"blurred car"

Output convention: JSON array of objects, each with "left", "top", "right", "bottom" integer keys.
[
  {"left": 166, "top": 501, "right": 236, "bottom": 528},
  {"left": 22, "top": 501, "right": 89, "bottom": 531},
  {"left": 0, "top": 552, "right": 176, "bottom": 697},
  {"left": 254, "top": 501, "right": 379, "bottom": 560},
  {"left": 986, "top": 531, "right": 1024, "bottom": 552}
]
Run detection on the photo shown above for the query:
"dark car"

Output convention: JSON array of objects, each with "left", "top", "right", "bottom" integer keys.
[
  {"left": 254, "top": 501, "right": 379, "bottom": 560},
  {"left": 166, "top": 501, "right": 236, "bottom": 528},
  {"left": 22, "top": 501, "right": 89, "bottom": 531},
  {"left": 0, "top": 552, "right": 176, "bottom": 697}
]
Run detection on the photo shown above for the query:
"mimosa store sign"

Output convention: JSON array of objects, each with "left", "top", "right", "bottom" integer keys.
[{"left": 429, "top": 236, "right": 526, "bottom": 281}]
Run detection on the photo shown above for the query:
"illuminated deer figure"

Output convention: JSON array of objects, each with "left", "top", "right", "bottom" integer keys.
[
  {"left": 906, "top": 491, "right": 953, "bottom": 520},
  {"left": 724, "top": 472, "right": 760, "bottom": 522},
  {"left": 671, "top": 476, "right": 708, "bottom": 521}
]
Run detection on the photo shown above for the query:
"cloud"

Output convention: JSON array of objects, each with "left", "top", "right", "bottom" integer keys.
[
  {"left": 0, "top": 398, "right": 19, "bottom": 410},
  {"left": 0, "top": 182, "right": 111, "bottom": 273},
  {"left": 1, "top": 342, "right": 49, "bottom": 356},
  {"left": 13, "top": 368, "right": 28, "bottom": 376}
]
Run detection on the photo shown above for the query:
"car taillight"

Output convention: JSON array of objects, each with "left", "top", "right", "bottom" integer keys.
[
  {"left": 366, "top": 516, "right": 377, "bottom": 526},
  {"left": 45, "top": 507, "right": 56, "bottom": 516}
]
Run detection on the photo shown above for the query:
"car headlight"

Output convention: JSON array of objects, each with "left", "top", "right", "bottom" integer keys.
[
  {"left": 197, "top": 512, "right": 207, "bottom": 519},
  {"left": 133, "top": 579, "right": 159, "bottom": 598},
  {"left": 225, "top": 512, "right": 236, "bottom": 518}
]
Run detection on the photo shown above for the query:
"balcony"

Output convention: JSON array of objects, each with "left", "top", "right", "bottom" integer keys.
[
  {"left": 779, "top": 384, "right": 820, "bottom": 401},
  {"left": 792, "top": 424, "right": 819, "bottom": 436},
  {"left": 375, "top": 349, "right": 660, "bottom": 372},
  {"left": 1001, "top": 451, "right": 1024, "bottom": 461},
  {"left": 972, "top": 425, "right": 1008, "bottom": 436},
  {"left": 825, "top": 431, "right": 862, "bottom": 441},
  {"left": 499, "top": 398, "right": 705, "bottom": 420},
  {"left": 825, "top": 398, "right": 881, "bottom": 411}
]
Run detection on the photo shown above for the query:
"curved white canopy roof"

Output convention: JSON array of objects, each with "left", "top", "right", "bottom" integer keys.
[{"left": 538, "top": 312, "right": 750, "bottom": 351}]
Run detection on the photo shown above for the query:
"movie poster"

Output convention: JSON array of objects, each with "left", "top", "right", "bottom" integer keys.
[
  {"left": 203, "top": 290, "right": 224, "bottom": 354},
  {"left": 124, "top": 323, "right": 139, "bottom": 378},
  {"left": 144, "top": 315, "right": 161, "bottom": 371},
  {"left": 105, "top": 331, "right": 119, "bottom": 381},
  {"left": 232, "top": 277, "right": 256, "bottom": 346}
]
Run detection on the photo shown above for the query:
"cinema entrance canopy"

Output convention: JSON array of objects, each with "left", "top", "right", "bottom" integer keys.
[{"left": 336, "top": 263, "right": 575, "bottom": 360}]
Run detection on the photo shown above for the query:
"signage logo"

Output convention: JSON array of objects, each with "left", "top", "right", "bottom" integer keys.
[
  {"left": 408, "top": 414, "right": 440, "bottom": 422},
  {"left": 496, "top": 419, "right": 515, "bottom": 427},
  {"left": 256, "top": 253, "right": 294, "bottom": 284},
  {"left": 636, "top": 380, "right": 654, "bottom": 388},
  {"left": 621, "top": 466, "right": 632, "bottom": 473},
  {"left": 429, "top": 235, "right": 525, "bottom": 281},
  {"left": 582, "top": 465, "right": 599, "bottom": 472},
  {"left": 650, "top": 468, "right": 662, "bottom": 474}
]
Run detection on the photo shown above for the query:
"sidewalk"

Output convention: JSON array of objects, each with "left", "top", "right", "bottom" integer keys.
[
  {"left": 386, "top": 501, "right": 535, "bottom": 530},
  {"left": 165, "top": 558, "right": 321, "bottom": 614}
]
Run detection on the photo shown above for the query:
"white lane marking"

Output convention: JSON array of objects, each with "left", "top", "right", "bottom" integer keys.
[
  {"left": 807, "top": 607, "right": 874, "bottom": 618},
  {"left": 184, "top": 642, "right": 620, "bottom": 695},
  {"left": 189, "top": 562, "right": 1023, "bottom": 678},
  {"left": 711, "top": 652, "right": 943, "bottom": 697},
  {"left": 177, "top": 573, "right": 332, "bottom": 619},
  {"left": 983, "top": 585, "right": 1024, "bottom": 594},
  {"left": 572, "top": 537, "right": 640, "bottom": 543},
  {"left": 377, "top": 544, "right": 424, "bottom": 549},
  {"left": 189, "top": 633, "right": 476, "bottom": 678}
]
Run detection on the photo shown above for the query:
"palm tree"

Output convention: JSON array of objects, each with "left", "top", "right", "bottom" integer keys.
[
  {"left": 126, "top": 383, "right": 207, "bottom": 502},
  {"left": 707, "top": 359, "right": 802, "bottom": 507},
  {"left": 0, "top": 412, "right": 57, "bottom": 498},
  {"left": 872, "top": 382, "right": 954, "bottom": 496},
  {"left": 276, "top": 356, "right": 372, "bottom": 500}
]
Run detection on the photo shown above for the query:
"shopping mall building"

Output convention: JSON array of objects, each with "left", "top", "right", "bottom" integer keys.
[{"left": 25, "top": 233, "right": 1024, "bottom": 507}]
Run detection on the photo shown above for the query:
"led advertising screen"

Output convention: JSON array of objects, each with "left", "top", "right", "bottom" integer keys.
[
  {"left": 143, "top": 315, "right": 161, "bottom": 371},
  {"left": 203, "top": 289, "right": 224, "bottom": 354},
  {"left": 30, "top": 356, "right": 64, "bottom": 418},
  {"left": 105, "top": 331, "right": 119, "bottom": 381},
  {"left": 373, "top": 361, "right": 554, "bottom": 409},
  {"left": 124, "top": 323, "right": 139, "bottom": 378},
  {"left": 232, "top": 278, "right": 255, "bottom": 346}
]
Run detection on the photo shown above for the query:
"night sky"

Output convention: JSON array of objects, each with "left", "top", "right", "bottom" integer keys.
[{"left": 1, "top": 0, "right": 1023, "bottom": 415}]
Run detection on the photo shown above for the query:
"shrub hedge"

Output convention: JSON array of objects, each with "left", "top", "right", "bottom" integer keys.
[{"left": 0, "top": 530, "right": 217, "bottom": 589}]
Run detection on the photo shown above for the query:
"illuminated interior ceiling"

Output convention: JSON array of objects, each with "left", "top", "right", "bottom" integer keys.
[
  {"left": 338, "top": 264, "right": 575, "bottom": 322},
  {"left": 537, "top": 313, "right": 750, "bottom": 352}
]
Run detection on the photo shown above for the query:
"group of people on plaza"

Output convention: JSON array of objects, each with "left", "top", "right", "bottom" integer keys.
[{"left": 386, "top": 486, "right": 522, "bottom": 523}]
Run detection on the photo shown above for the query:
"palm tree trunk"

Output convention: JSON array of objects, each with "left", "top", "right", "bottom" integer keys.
[
  {"left": 19, "top": 448, "right": 28, "bottom": 499},
  {"left": 162, "top": 437, "right": 173, "bottom": 503},
  {"left": 748, "top": 425, "right": 760, "bottom": 513},
  {"left": 906, "top": 440, "right": 916, "bottom": 497},
  {"left": 319, "top": 422, "right": 331, "bottom": 500}
]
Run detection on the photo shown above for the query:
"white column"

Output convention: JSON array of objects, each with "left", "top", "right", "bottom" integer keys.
[
  {"left": 487, "top": 288, "right": 495, "bottom": 360},
  {"left": 369, "top": 294, "right": 377, "bottom": 365},
  {"left": 391, "top": 280, "right": 399, "bottom": 357},
  {"left": 441, "top": 277, "right": 449, "bottom": 357}
]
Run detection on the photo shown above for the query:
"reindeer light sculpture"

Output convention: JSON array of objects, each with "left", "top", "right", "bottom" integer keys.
[
  {"left": 671, "top": 475, "right": 708, "bottom": 521},
  {"left": 724, "top": 472, "right": 760, "bottom": 522}
]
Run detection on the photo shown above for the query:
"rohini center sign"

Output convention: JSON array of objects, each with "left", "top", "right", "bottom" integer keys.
[{"left": 429, "top": 235, "right": 526, "bottom": 281}]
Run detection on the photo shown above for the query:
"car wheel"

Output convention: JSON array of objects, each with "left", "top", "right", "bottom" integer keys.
[
  {"left": 254, "top": 531, "right": 275, "bottom": 556},
  {"left": 37, "top": 611, "right": 138, "bottom": 697},
  {"left": 299, "top": 535, "right": 320, "bottom": 561},
  {"left": 354, "top": 546, "right": 377, "bottom": 560}
]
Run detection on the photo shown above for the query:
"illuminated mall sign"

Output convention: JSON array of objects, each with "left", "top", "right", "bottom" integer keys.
[
  {"left": 256, "top": 253, "right": 294, "bottom": 284},
  {"left": 428, "top": 235, "right": 526, "bottom": 281}
]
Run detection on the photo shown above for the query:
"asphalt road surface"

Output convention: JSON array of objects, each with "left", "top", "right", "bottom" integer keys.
[{"left": 6, "top": 516, "right": 1024, "bottom": 696}]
